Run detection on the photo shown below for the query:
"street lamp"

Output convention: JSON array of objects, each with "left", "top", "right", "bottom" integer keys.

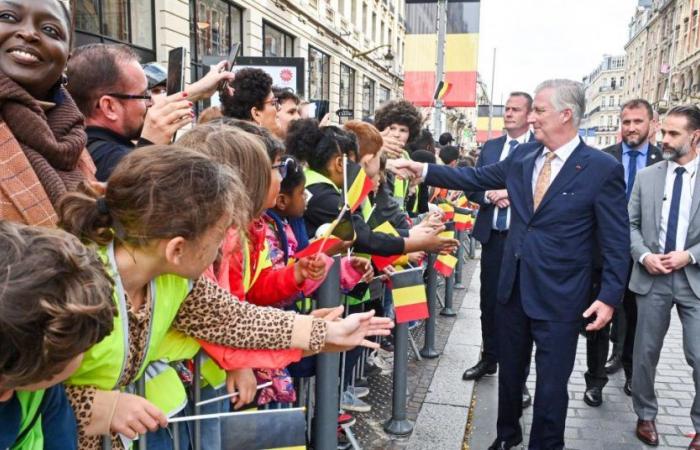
[{"left": 352, "top": 44, "right": 394, "bottom": 62}]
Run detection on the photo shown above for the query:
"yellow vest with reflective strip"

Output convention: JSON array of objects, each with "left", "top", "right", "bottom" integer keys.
[{"left": 66, "top": 244, "right": 192, "bottom": 417}]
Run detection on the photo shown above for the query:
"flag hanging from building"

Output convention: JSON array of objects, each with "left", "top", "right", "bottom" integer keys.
[
  {"left": 434, "top": 253, "right": 458, "bottom": 277},
  {"left": 344, "top": 161, "right": 373, "bottom": 213},
  {"left": 371, "top": 221, "right": 402, "bottom": 270},
  {"left": 404, "top": 0, "right": 480, "bottom": 107},
  {"left": 391, "top": 267, "right": 429, "bottom": 323}
]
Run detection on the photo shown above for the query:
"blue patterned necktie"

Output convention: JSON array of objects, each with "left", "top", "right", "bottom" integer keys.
[
  {"left": 626, "top": 150, "right": 641, "bottom": 200},
  {"left": 664, "top": 166, "right": 686, "bottom": 253},
  {"left": 495, "top": 140, "right": 519, "bottom": 230}
]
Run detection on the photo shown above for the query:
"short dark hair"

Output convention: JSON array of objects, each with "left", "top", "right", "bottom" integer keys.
[
  {"left": 438, "top": 132, "right": 454, "bottom": 146},
  {"left": 620, "top": 99, "right": 654, "bottom": 120},
  {"left": 221, "top": 68, "right": 273, "bottom": 120},
  {"left": 406, "top": 129, "right": 435, "bottom": 154},
  {"left": 66, "top": 44, "right": 139, "bottom": 117},
  {"left": 509, "top": 91, "right": 533, "bottom": 110},
  {"left": 667, "top": 105, "right": 700, "bottom": 131},
  {"left": 374, "top": 99, "right": 423, "bottom": 141},
  {"left": 0, "top": 221, "right": 114, "bottom": 389},
  {"left": 439, "top": 145, "right": 460, "bottom": 165},
  {"left": 273, "top": 87, "right": 300, "bottom": 105},
  {"left": 286, "top": 119, "right": 342, "bottom": 173}
]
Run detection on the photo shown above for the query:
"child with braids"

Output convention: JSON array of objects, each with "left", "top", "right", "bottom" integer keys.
[{"left": 57, "top": 145, "right": 393, "bottom": 449}]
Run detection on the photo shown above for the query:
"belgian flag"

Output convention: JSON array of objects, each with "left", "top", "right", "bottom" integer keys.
[
  {"left": 371, "top": 221, "right": 402, "bottom": 270},
  {"left": 391, "top": 267, "right": 429, "bottom": 323},
  {"left": 345, "top": 161, "right": 373, "bottom": 213},
  {"left": 453, "top": 206, "right": 472, "bottom": 232},
  {"left": 434, "top": 254, "right": 458, "bottom": 278},
  {"left": 438, "top": 203, "right": 455, "bottom": 220}
]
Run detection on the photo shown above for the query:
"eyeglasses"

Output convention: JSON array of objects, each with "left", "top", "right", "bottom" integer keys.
[
  {"left": 264, "top": 98, "right": 280, "bottom": 110},
  {"left": 105, "top": 92, "right": 153, "bottom": 101},
  {"left": 272, "top": 157, "right": 292, "bottom": 179}
]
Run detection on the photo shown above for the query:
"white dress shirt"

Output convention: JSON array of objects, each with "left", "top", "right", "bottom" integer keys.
[
  {"left": 640, "top": 155, "right": 698, "bottom": 264},
  {"left": 488, "top": 131, "right": 532, "bottom": 229},
  {"left": 531, "top": 135, "right": 581, "bottom": 194},
  {"left": 659, "top": 156, "right": 698, "bottom": 252}
]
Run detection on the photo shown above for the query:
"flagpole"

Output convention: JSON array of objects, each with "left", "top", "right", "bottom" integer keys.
[
  {"left": 487, "top": 47, "right": 497, "bottom": 140},
  {"left": 432, "top": 0, "right": 448, "bottom": 136}
]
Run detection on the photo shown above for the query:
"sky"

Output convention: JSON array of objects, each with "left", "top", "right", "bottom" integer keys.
[{"left": 478, "top": 0, "right": 639, "bottom": 104}]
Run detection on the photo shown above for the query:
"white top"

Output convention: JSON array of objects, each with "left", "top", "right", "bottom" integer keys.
[
  {"left": 659, "top": 156, "right": 698, "bottom": 253},
  {"left": 531, "top": 135, "right": 581, "bottom": 195},
  {"left": 489, "top": 131, "right": 532, "bottom": 229}
]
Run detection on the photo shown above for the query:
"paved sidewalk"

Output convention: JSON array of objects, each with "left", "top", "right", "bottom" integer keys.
[
  {"left": 467, "top": 294, "right": 697, "bottom": 449},
  {"left": 354, "top": 257, "right": 479, "bottom": 449}
]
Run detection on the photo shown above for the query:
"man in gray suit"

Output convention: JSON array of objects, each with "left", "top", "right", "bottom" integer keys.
[{"left": 628, "top": 105, "right": 700, "bottom": 450}]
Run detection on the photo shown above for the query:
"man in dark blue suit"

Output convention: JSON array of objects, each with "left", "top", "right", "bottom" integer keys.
[
  {"left": 463, "top": 92, "right": 538, "bottom": 390},
  {"left": 394, "top": 79, "right": 630, "bottom": 450}
]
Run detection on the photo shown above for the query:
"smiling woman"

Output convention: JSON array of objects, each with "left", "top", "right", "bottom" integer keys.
[{"left": 0, "top": 0, "right": 96, "bottom": 226}]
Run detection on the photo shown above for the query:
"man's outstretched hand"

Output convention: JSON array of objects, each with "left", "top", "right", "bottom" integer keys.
[{"left": 389, "top": 159, "right": 425, "bottom": 180}]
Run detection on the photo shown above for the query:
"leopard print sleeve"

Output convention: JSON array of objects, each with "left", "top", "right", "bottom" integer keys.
[{"left": 173, "top": 276, "right": 327, "bottom": 352}]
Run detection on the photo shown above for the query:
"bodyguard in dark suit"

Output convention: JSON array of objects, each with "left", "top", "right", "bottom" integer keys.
[
  {"left": 394, "top": 79, "right": 630, "bottom": 450},
  {"left": 463, "top": 92, "right": 537, "bottom": 391},
  {"left": 583, "top": 99, "right": 662, "bottom": 407}
]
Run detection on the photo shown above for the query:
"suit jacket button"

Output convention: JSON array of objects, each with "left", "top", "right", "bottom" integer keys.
[{"left": 514, "top": 253, "right": 520, "bottom": 259}]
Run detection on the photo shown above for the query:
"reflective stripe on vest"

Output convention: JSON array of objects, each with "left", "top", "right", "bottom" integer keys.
[
  {"left": 67, "top": 243, "right": 192, "bottom": 415},
  {"left": 144, "top": 362, "right": 188, "bottom": 417},
  {"left": 12, "top": 390, "right": 45, "bottom": 450}
]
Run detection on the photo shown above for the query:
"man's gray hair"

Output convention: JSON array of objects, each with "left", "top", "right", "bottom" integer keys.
[{"left": 535, "top": 79, "right": 585, "bottom": 128}]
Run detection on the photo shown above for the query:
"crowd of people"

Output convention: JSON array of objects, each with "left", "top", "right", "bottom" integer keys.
[
  {"left": 3, "top": 2, "right": 700, "bottom": 450},
  {"left": 0, "top": 1, "right": 464, "bottom": 449}
]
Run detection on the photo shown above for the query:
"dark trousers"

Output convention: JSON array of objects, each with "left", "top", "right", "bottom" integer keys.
[
  {"left": 479, "top": 230, "right": 508, "bottom": 364},
  {"left": 496, "top": 285, "right": 580, "bottom": 450}
]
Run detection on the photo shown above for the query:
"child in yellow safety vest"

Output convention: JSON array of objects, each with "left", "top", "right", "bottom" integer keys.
[
  {"left": 58, "top": 144, "right": 394, "bottom": 450},
  {"left": 0, "top": 222, "right": 114, "bottom": 450}
]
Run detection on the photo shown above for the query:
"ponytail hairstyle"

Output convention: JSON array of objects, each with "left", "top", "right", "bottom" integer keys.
[
  {"left": 58, "top": 145, "right": 246, "bottom": 247},
  {"left": 178, "top": 124, "right": 268, "bottom": 221},
  {"left": 285, "top": 118, "right": 343, "bottom": 174}
]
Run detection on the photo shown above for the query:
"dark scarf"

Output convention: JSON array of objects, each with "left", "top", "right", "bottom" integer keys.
[{"left": 0, "top": 72, "right": 87, "bottom": 206}]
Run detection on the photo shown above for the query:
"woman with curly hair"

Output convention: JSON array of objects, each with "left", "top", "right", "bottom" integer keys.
[{"left": 219, "top": 68, "right": 282, "bottom": 137}]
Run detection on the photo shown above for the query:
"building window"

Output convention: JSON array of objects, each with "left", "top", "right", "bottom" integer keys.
[
  {"left": 620, "top": 76, "right": 625, "bottom": 87},
  {"left": 351, "top": 0, "right": 357, "bottom": 23},
  {"left": 381, "top": 20, "right": 385, "bottom": 45},
  {"left": 379, "top": 85, "right": 391, "bottom": 104},
  {"left": 75, "top": 0, "right": 155, "bottom": 60},
  {"left": 601, "top": 96, "right": 606, "bottom": 107},
  {"left": 609, "top": 97, "right": 615, "bottom": 107},
  {"left": 372, "top": 12, "right": 377, "bottom": 41},
  {"left": 362, "top": 76, "right": 376, "bottom": 117},
  {"left": 339, "top": 63, "right": 356, "bottom": 111},
  {"left": 191, "top": 1, "right": 243, "bottom": 64},
  {"left": 308, "top": 46, "right": 330, "bottom": 101},
  {"left": 362, "top": 3, "right": 368, "bottom": 33},
  {"left": 263, "top": 22, "right": 294, "bottom": 57},
  {"left": 611, "top": 77, "right": 616, "bottom": 89}
]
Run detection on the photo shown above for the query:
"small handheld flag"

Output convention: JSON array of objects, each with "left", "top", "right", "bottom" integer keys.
[
  {"left": 434, "top": 254, "right": 458, "bottom": 278},
  {"left": 391, "top": 267, "right": 429, "bottom": 323},
  {"left": 344, "top": 159, "right": 373, "bottom": 213},
  {"left": 371, "top": 221, "right": 402, "bottom": 270},
  {"left": 438, "top": 203, "right": 455, "bottom": 220},
  {"left": 294, "top": 237, "right": 343, "bottom": 259}
]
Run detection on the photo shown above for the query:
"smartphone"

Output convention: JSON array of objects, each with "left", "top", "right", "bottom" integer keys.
[
  {"left": 166, "top": 47, "right": 186, "bottom": 96},
  {"left": 227, "top": 42, "right": 241, "bottom": 71}
]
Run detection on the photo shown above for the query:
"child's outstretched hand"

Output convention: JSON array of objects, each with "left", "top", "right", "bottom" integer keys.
[
  {"left": 348, "top": 256, "right": 374, "bottom": 283},
  {"left": 294, "top": 255, "right": 327, "bottom": 284},
  {"left": 322, "top": 308, "right": 394, "bottom": 353},
  {"left": 111, "top": 392, "right": 167, "bottom": 440}
]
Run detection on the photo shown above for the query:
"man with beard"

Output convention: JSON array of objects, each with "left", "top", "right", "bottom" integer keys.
[
  {"left": 628, "top": 105, "right": 700, "bottom": 449},
  {"left": 67, "top": 44, "right": 233, "bottom": 181},
  {"left": 583, "top": 99, "right": 662, "bottom": 407}
]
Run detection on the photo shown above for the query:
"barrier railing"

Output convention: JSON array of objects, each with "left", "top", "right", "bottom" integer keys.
[{"left": 420, "top": 253, "right": 440, "bottom": 359}]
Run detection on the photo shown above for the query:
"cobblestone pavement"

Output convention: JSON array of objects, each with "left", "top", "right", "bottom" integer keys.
[
  {"left": 468, "top": 302, "right": 697, "bottom": 450},
  {"left": 354, "top": 257, "right": 479, "bottom": 449}
]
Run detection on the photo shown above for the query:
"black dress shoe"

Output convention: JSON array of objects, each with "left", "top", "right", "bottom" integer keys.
[
  {"left": 522, "top": 387, "right": 532, "bottom": 409},
  {"left": 605, "top": 354, "right": 622, "bottom": 374},
  {"left": 624, "top": 379, "right": 632, "bottom": 396},
  {"left": 584, "top": 387, "right": 603, "bottom": 407},
  {"left": 487, "top": 436, "right": 523, "bottom": 450},
  {"left": 462, "top": 360, "right": 497, "bottom": 381}
]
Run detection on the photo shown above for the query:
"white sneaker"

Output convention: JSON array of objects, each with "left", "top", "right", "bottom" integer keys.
[
  {"left": 346, "top": 386, "right": 370, "bottom": 398},
  {"left": 340, "top": 390, "right": 372, "bottom": 412}
]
